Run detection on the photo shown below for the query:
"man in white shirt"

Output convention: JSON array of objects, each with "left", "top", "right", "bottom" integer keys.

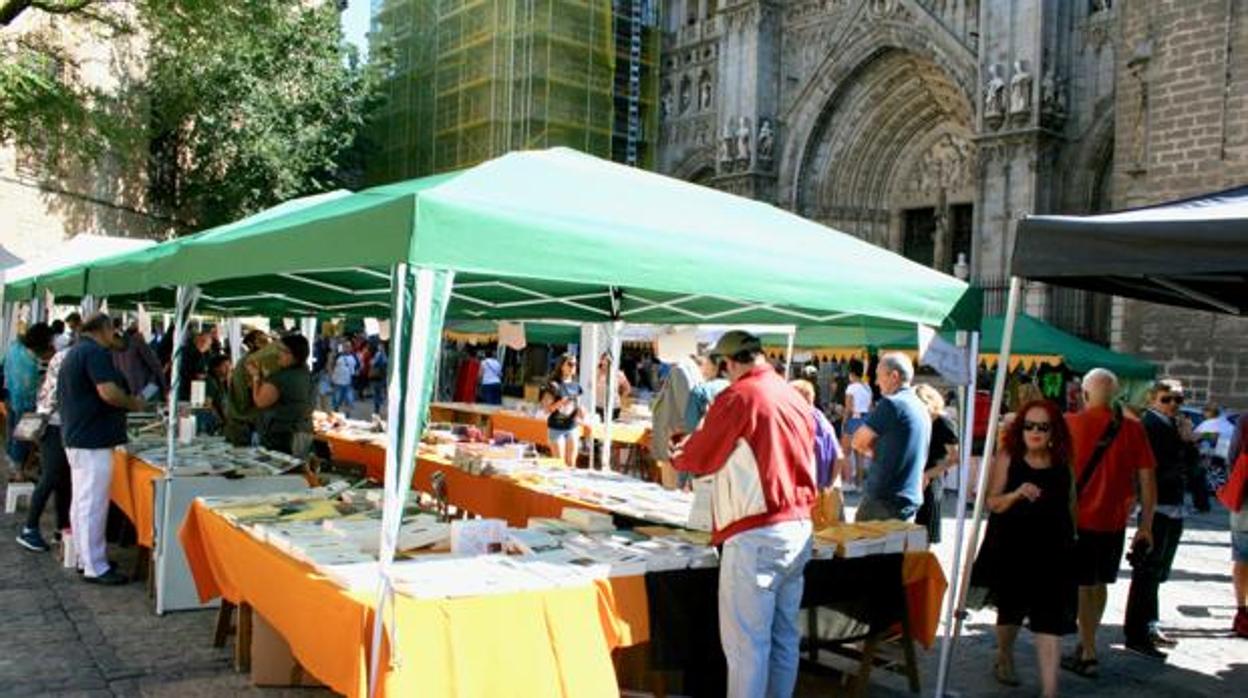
[
  {"left": 842, "top": 362, "right": 873, "bottom": 490},
  {"left": 1195, "top": 403, "right": 1236, "bottom": 463},
  {"left": 479, "top": 351, "right": 503, "bottom": 404}
]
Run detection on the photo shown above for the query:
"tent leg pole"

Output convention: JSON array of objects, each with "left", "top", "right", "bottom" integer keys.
[
  {"left": 784, "top": 330, "right": 796, "bottom": 379},
  {"left": 602, "top": 321, "right": 623, "bottom": 471},
  {"left": 369, "top": 266, "right": 453, "bottom": 698},
  {"left": 157, "top": 284, "right": 199, "bottom": 616},
  {"left": 582, "top": 325, "right": 598, "bottom": 471},
  {"left": 934, "top": 330, "right": 979, "bottom": 697},
  {"left": 369, "top": 264, "right": 410, "bottom": 698},
  {"left": 936, "top": 276, "right": 1022, "bottom": 696}
]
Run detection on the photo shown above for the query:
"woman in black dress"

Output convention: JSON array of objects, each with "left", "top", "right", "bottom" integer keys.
[
  {"left": 974, "top": 399, "right": 1076, "bottom": 698},
  {"left": 914, "top": 384, "right": 959, "bottom": 544}
]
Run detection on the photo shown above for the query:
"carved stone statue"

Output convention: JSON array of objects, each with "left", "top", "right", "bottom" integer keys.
[
  {"left": 679, "top": 77, "right": 692, "bottom": 114},
  {"left": 719, "top": 123, "right": 735, "bottom": 164},
  {"left": 660, "top": 82, "right": 673, "bottom": 118},
  {"left": 735, "top": 116, "right": 752, "bottom": 165},
  {"left": 699, "top": 76, "right": 712, "bottom": 111},
  {"left": 1092, "top": 0, "right": 1112, "bottom": 13},
  {"left": 1041, "top": 68, "right": 1066, "bottom": 115},
  {"left": 984, "top": 63, "right": 1006, "bottom": 118},
  {"left": 757, "top": 119, "right": 775, "bottom": 160},
  {"left": 1009, "top": 60, "right": 1033, "bottom": 115}
]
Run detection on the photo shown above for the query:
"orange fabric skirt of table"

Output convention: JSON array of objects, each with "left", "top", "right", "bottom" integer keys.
[
  {"left": 108, "top": 450, "right": 163, "bottom": 548},
  {"left": 178, "top": 500, "right": 649, "bottom": 698},
  {"left": 313, "top": 434, "right": 945, "bottom": 647}
]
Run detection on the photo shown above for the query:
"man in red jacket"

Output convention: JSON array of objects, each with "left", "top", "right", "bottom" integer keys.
[{"left": 673, "top": 331, "right": 817, "bottom": 698}]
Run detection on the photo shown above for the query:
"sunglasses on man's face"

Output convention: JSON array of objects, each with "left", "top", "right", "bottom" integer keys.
[
  {"left": 1160, "top": 394, "right": 1184, "bottom": 405},
  {"left": 1023, "top": 421, "right": 1051, "bottom": 433}
]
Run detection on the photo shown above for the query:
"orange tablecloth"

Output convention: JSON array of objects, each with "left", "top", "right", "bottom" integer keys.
[
  {"left": 108, "top": 451, "right": 163, "bottom": 548},
  {"left": 901, "top": 551, "right": 947, "bottom": 649},
  {"left": 428, "top": 402, "right": 499, "bottom": 427},
  {"left": 412, "top": 455, "right": 610, "bottom": 527},
  {"left": 318, "top": 432, "right": 388, "bottom": 481},
  {"left": 317, "top": 434, "right": 613, "bottom": 527},
  {"left": 179, "top": 501, "right": 648, "bottom": 698},
  {"left": 489, "top": 410, "right": 553, "bottom": 448}
]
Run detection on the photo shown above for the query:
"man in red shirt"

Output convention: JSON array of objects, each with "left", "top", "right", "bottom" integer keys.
[
  {"left": 1062, "top": 368, "right": 1157, "bottom": 678},
  {"left": 673, "top": 331, "right": 816, "bottom": 698}
]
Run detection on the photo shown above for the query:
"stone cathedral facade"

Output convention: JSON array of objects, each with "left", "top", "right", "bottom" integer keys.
[{"left": 657, "top": 0, "right": 1248, "bottom": 409}]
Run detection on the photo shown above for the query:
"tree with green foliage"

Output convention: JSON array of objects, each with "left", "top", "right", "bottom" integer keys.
[
  {"left": 1, "top": 0, "right": 383, "bottom": 231},
  {"left": 144, "top": 1, "right": 383, "bottom": 229}
]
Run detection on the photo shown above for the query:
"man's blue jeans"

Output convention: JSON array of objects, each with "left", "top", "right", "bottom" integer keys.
[
  {"left": 331, "top": 384, "right": 354, "bottom": 411},
  {"left": 719, "top": 519, "right": 813, "bottom": 698}
]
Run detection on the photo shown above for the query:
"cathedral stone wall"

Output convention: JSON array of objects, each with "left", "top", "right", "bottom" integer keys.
[{"left": 657, "top": 0, "right": 1248, "bottom": 409}]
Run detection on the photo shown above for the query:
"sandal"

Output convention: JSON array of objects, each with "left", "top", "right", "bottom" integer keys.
[
  {"left": 1060, "top": 648, "right": 1099, "bottom": 679},
  {"left": 994, "top": 660, "right": 1021, "bottom": 687}
]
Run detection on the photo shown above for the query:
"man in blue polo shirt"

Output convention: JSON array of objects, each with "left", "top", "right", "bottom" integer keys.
[
  {"left": 59, "top": 313, "right": 147, "bottom": 585},
  {"left": 851, "top": 352, "right": 931, "bottom": 522}
]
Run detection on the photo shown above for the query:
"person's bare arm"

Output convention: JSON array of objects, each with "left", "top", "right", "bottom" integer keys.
[
  {"left": 987, "top": 452, "right": 1038, "bottom": 513},
  {"left": 96, "top": 382, "right": 144, "bottom": 412},
  {"left": 251, "top": 380, "right": 280, "bottom": 409},
  {"left": 851, "top": 424, "right": 877, "bottom": 456},
  {"left": 1135, "top": 467, "right": 1157, "bottom": 547}
]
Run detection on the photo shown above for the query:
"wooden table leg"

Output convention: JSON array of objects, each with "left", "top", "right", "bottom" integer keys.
[
  {"left": 806, "top": 607, "right": 820, "bottom": 663},
  {"left": 853, "top": 636, "right": 879, "bottom": 698},
  {"left": 234, "top": 602, "right": 253, "bottom": 672},
  {"left": 214, "top": 601, "right": 236, "bottom": 648},
  {"left": 899, "top": 599, "right": 921, "bottom": 693}
]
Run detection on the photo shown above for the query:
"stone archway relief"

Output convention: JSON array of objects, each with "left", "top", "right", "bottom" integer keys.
[
  {"left": 792, "top": 47, "right": 975, "bottom": 234},
  {"left": 780, "top": 20, "right": 977, "bottom": 208}
]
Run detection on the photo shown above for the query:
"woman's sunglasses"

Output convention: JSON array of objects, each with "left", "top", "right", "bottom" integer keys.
[
  {"left": 1159, "top": 394, "right": 1184, "bottom": 405},
  {"left": 1023, "top": 421, "right": 1051, "bottom": 433}
]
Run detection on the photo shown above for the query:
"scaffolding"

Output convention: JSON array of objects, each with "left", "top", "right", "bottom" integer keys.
[{"left": 369, "top": 0, "right": 657, "bottom": 183}]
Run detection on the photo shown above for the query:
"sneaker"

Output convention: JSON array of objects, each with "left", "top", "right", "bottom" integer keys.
[
  {"left": 1124, "top": 637, "right": 1168, "bottom": 660},
  {"left": 16, "top": 528, "right": 50, "bottom": 553},
  {"left": 83, "top": 568, "right": 129, "bottom": 586},
  {"left": 1150, "top": 629, "right": 1179, "bottom": 649}
]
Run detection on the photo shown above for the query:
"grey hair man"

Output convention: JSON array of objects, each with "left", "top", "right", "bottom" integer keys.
[
  {"left": 851, "top": 352, "right": 931, "bottom": 521},
  {"left": 1062, "top": 367, "right": 1158, "bottom": 677}
]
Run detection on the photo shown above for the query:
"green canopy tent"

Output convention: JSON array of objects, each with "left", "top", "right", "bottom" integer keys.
[
  {"left": 760, "top": 314, "right": 1155, "bottom": 380},
  {"left": 10, "top": 148, "right": 970, "bottom": 693}
]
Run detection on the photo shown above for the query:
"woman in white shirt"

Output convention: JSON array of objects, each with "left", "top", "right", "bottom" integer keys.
[{"left": 841, "top": 362, "right": 873, "bottom": 489}]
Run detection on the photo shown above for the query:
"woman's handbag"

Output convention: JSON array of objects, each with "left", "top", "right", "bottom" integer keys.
[{"left": 13, "top": 412, "right": 48, "bottom": 443}]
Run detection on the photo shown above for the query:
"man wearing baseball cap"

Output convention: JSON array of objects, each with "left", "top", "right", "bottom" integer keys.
[{"left": 672, "top": 330, "right": 817, "bottom": 698}]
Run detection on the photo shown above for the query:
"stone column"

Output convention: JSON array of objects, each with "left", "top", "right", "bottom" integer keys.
[
  {"left": 973, "top": 0, "right": 1071, "bottom": 315},
  {"left": 709, "top": 0, "right": 780, "bottom": 202}
]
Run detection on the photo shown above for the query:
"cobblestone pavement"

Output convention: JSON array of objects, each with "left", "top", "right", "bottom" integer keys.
[{"left": 2, "top": 476, "right": 1242, "bottom": 697}]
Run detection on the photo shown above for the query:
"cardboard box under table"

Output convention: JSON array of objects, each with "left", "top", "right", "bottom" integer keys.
[
  {"left": 178, "top": 500, "right": 649, "bottom": 697},
  {"left": 109, "top": 450, "right": 310, "bottom": 612}
]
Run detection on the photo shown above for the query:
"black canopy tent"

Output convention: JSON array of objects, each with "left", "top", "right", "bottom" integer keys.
[
  {"left": 938, "top": 185, "right": 1248, "bottom": 695},
  {"left": 1013, "top": 184, "right": 1248, "bottom": 315}
]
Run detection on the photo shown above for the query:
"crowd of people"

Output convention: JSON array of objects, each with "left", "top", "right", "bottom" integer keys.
[
  {"left": 519, "top": 329, "right": 1245, "bottom": 698},
  {"left": 4, "top": 314, "right": 1246, "bottom": 697},
  {"left": 1, "top": 313, "right": 322, "bottom": 586}
]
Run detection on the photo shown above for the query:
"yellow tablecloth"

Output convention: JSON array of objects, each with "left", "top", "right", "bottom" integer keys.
[
  {"left": 179, "top": 500, "right": 649, "bottom": 698},
  {"left": 108, "top": 450, "right": 163, "bottom": 548}
]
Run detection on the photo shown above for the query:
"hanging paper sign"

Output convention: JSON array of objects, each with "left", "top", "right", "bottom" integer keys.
[
  {"left": 655, "top": 327, "right": 698, "bottom": 363},
  {"left": 499, "top": 321, "right": 527, "bottom": 350},
  {"left": 364, "top": 317, "right": 382, "bottom": 337},
  {"left": 917, "top": 324, "right": 972, "bottom": 386}
]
